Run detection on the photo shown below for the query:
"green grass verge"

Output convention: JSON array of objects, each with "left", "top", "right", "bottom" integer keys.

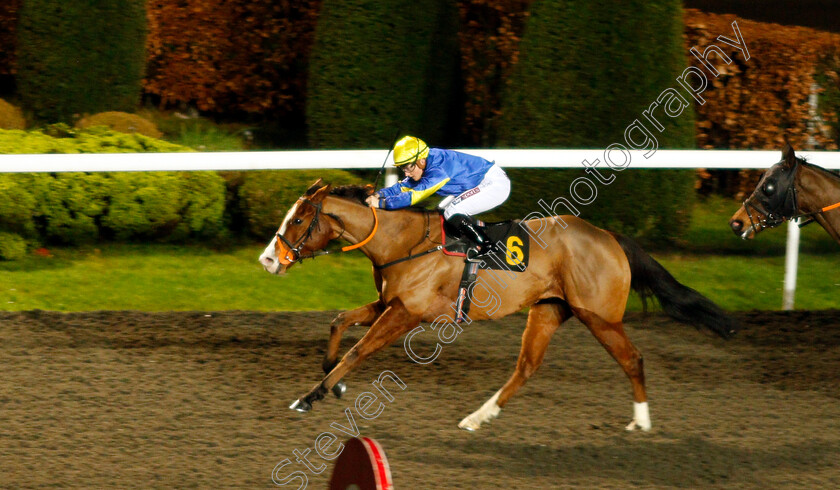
[
  {"left": 632, "top": 253, "right": 840, "bottom": 312},
  {"left": 0, "top": 196, "right": 837, "bottom": 313},
  {"left": 0, "top": 244, "right": 377, "bottom": 312}
]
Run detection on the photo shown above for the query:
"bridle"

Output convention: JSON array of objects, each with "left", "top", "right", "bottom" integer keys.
[
  {"left": 275, "top": 198, "right": 326, "bottom": 264},
  {"left": 742, "top": 159, "right": 840, "bottom": 232},
  {"left": 275, "top": 197, "right": 379, "bottom": 265},
  {"left": 741, "top": 175, "right": 797, "bottom": 233}
]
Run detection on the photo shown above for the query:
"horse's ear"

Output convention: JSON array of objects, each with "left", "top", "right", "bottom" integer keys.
[
  {"left": 304, "top": 178, "right": 326, "bottom": 196},
  {"left": 310, "top": 182, "right": 332, "bottom": 201},
  {"left": 782, "top": 143, "right": 797, "bottom": 169}
]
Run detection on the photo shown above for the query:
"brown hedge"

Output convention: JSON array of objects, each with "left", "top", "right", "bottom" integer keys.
[
  {"left": 684, "top": 9, "right": 840, "bottom": 151},
  {"left": 144, "top": 0, "right": 322, "bottom": 116},
  {"left": 0, "top": 98, "right": 26, "bottom": 129},
  {"left": 457, "top": 0, "right": 531, "bottom": 146},
  {"left": 0, "top": 0, "right": 20, "bottom": 78}
]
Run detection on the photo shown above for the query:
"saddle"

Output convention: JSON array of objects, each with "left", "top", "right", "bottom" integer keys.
[{"left": 440, "top": 214, "right": 530, "bottom": 322}]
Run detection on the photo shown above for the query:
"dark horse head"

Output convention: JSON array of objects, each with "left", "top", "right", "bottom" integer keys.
[
  {"left": 729, "top": 144, "right": 840, "bottom": 243},
  {"left": 729, "top": 144, "right": 801, "bottom": 239}
]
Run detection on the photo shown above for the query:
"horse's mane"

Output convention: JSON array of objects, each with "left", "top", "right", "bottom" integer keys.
[
  {"left": 328, "top": 184, "right": 434, "bottom": 213},
  {"left": 329, "top": 185, "right": 371, "bottom": 204},
  {"left": 800, "top": 158, "right": 840, "bottom": 183}
]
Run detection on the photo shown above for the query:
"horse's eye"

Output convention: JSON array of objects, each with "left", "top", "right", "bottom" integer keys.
[
  {"left": 293, "top": 218, "right": 303, "bottom": 225},
  {"left": 763, "top": 182, "right": 776, "bottom": 195}
]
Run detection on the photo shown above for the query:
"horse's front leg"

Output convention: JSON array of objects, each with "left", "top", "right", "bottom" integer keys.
[
  {"left": 323, "top": 300, "right": 386, "bottom": 398},
  {"left": 291, "top": 299, "right": 420, "bottom": 412}
]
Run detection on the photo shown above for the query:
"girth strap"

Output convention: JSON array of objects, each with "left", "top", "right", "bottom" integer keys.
[{"left": 373, "top": 239, "right": 465, "bottom": 271}]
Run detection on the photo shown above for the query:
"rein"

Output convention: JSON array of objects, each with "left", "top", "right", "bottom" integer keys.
[
  {"left": 786, "top": 201, "right": 840, "bottom": 228},
  {"left": 340, "top": 207, "right": 379, "bottom": 252}
]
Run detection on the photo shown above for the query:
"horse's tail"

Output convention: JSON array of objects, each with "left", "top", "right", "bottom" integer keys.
[{"left": 610, "top": 232, "right": 738, "bottom": 338}]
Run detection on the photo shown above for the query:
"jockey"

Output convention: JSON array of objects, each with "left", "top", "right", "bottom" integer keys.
[{"left": 365, "top": 135, "right": 511, "bottom": 256}]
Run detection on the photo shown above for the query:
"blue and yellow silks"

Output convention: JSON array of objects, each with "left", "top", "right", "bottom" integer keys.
[{"left": 377, "top": 148, "right": 494, "bottom": 210}]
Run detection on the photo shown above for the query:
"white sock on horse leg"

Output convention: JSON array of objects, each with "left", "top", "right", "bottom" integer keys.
[
  {"left": 477, "top": 390, "right": 502, "bottom": 419},
  {"left": 458, "top": 389, "right": 502, "bottom": 431},
  {"left": 625, "top": 401, "right": 651, "bottom": 431}
]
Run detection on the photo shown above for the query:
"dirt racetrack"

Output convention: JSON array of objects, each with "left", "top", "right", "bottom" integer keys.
[{"left": 1, "top": 309, "right": 839, "bottom": 489}]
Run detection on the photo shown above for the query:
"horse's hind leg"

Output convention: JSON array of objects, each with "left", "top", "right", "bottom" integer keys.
[
  {"left": 573, "top": 307, "right": 650, "bottom": 431},
  {"left": 324, "top": 300, "right": 385, "bottom": 398},
  {"left": 459, "top": 301, "right": 567, "bottom": 431}
]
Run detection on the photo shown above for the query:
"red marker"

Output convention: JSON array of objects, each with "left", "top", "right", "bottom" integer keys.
[{"left": 328, "top": 437, "right": 393, "bottom": 490}]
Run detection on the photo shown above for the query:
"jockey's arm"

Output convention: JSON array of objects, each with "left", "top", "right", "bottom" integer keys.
[
  {"left": 377, "top": 179, "right": 405, "bottom": 198},
  {"left": 378, "top": 168, "right": 451, "bottom": 210}
]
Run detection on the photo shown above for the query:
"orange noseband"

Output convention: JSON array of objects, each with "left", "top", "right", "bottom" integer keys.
[{"left": 275, "top": 240, "right": 297, "bottom": 265}]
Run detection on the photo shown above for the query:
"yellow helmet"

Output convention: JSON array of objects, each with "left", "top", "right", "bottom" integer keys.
[{"left": 393, "top": 136, "right": 429, "bottom": 167}]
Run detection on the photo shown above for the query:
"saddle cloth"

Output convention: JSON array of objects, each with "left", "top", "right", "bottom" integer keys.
[
  {"left": 441, "top": 214, "right": 530, "bottom": 322},
  {"left": 440, "top": 215, "right": 530, "bottom": 272}
]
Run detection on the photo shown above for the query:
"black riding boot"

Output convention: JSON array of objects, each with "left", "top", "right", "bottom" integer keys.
[{"left": 447, "top": 214, "right": 494, "bottom": 257}]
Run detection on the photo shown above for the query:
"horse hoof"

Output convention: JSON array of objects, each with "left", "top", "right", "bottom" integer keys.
[
  {"left": 289, "top": 399, "right": 312, "bottom": 412},
  {"left": 458, "top": 417, "right": 480, "bottom": 432},
  {"left": 625, "top": 419, "right": 652, "bottom": 432},
  {"left": 332, "top": 381, "right": 347, "bottom": 399}
]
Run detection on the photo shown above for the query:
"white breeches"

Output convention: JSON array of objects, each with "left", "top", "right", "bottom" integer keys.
[{"left": 442, "top": 164, "right": 511, "bottom": 219}]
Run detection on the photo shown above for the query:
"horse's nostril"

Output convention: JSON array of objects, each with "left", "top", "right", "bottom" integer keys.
[{"left": 730, "top": 220, "right": 743, "bottom": 231}]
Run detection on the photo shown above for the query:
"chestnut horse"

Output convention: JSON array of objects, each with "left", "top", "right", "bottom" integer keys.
[
  {"left": 730, "top": 144, "right": 840, "bottom": 244},
  {"left": 260, "top": 180, "right": 736, "bottom": 431}
]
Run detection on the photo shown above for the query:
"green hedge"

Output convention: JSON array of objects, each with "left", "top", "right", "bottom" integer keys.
[
  {"left": 0, "top": 127, "right": 226, "bottom": 257},
  {"left": 0, "top": 172, "right": 37, "bottom": 238},
  {"left": 16, "top": 0, "right": 147, "bottom": 123},
  {"left": 306, "top": 0, "right": 462, "bottom": 148},
  {"left": 0, "top": 124, "right": 188, "bottom": 153},
  {"left": 239, "top": 169, "right": 365, "bottom": 239},
  {"left": 495, "top": 0, "right": 695, "bottom": 244},
  {"left": 0, "top": 231, "right": 27, "bottom": 261},
  {"left": 0, "top": 171, "right": 227, "bottom": 248},
  {"left": 25, "top": 172, "right": 108, "bottom": 244}
]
